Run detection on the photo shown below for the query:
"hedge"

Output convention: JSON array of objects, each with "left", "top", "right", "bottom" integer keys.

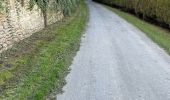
[{"left": 93, "top": 0, "right": 170, "bottom": 28}]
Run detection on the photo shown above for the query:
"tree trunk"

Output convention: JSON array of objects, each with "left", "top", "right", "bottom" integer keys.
[{"left": 42, "top": 10, "right": 47, "bottom": 27}]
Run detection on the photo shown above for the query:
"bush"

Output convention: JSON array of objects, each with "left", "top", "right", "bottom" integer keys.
[{"left": 93, "top": 0, "right": 170, "bottom": 27}]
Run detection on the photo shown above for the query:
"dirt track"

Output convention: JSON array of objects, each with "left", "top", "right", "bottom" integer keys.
[{"left": 57, "top": 1, "right": 170, "bottom": 100}]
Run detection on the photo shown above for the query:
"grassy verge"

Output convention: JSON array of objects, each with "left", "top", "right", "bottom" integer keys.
[
  {"left": 0, "top": 0, "right": 88, "bottom": 99},
  {"left": 104, "top": 5, "right": 170, "bottom": 55}
]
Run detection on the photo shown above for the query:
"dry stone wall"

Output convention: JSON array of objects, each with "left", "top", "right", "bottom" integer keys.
[{"left": 0, "top": 0, "right": 64, "bottom": 53}]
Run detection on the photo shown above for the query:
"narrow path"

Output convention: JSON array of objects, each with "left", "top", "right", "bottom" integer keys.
[{"left": 57, "top": 1, "right": 170, "bottom": 100}]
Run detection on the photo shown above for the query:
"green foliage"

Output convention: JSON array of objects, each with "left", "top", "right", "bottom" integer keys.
[
  {"left": 28, "top": 0, "right": 80, "bottom": 27},
  {"left": 93, "top": 0, "right": 170, "bottom": 27},
  {"left": 0, "top": 0, "right": 4, "bottom": 11},
  {"left": 55, "top": 0, "right": 79, "bottom": 15},
  {"left": 29, "top": 0, "right": 79, "bottom": 16},
  {"left": 29, "top": 0, "right": 49, "bottom": 12}
]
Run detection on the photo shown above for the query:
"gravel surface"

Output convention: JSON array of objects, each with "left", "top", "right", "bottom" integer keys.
[{"left": 57, "top": 1, "right": 170, "bottom": 100}]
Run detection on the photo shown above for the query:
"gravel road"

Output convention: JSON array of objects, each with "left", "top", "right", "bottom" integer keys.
[{"left": 57, "top": 1, "right": 170, "bottom": 100}]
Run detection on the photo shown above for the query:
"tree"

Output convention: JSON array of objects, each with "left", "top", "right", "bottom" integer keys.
[
  {"left": 29, "top": 0, "right": 80, "bottom": 27},
  {"left": 29, "top": 0, "right": 49, "bottom": 27}
]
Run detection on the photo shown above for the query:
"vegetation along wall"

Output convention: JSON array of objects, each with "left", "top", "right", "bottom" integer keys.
[
  {"left": 93, "top": 0, "right": 170, "bottom": 28},
  {"left": 0, "top": 0, "right": 64, "bottom": 53}
]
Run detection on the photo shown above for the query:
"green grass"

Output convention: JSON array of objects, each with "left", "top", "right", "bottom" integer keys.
[
  {"left": 104, "top": 5, "right": 170, "bottom": 55},
  {"left": 0, "top": 0, "right": 88, "bottom": 99}
]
